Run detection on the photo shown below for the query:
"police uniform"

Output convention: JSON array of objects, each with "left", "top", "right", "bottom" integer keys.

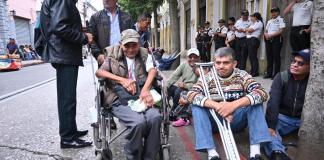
[
  {"left": 290, "top": 0, "right": 313, "bottom": 51},
  {"left": 213, "top": 25, "right": 228, "bottom": 51},
  {"left": 245, "top": 20, "right": 263, "bottom": 77},
  {"left": 226, "top": 30, "right": 236, "bottom": 49},
  {"left": 234, "top": 18, "right": 251, "bottom": 69},
  {"left": 201, "top": 27, "right": 213, "bottom": 62},
  {"left": 195, "top": 30, "right": 204, "bottom": 58},
  {"left": 265, "top": 16, "right": 286, "bottom": 78}
]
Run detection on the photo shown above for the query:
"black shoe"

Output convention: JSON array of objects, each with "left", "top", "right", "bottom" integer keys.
[
  {"left": 270, "top": 150, "right": 291, "bottom": 160},
  {"left": 75, "top": 130, "right": 88, "bottom": 138},
  {"left": 209, "top": 156, "right": 221, "bottom": 160},
  {"left": 110, "top": 118, "right": 117, "bottom": 130},
  {"left": 60, "top": 138, "right": 92, "bottom": 149},
  {"left": 263, "top": 75, "right": 272, "bottom": 79},
  {"left": 249, "top": 154, "right": 263, "bottom": 160}
]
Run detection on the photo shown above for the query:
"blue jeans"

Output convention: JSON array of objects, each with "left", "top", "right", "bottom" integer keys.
[
  {"left": 263, "top": 114, "right": 301, "bottom": 155},
  {"left": 192, "top": 104, "right": 271, "bottom": 151}
]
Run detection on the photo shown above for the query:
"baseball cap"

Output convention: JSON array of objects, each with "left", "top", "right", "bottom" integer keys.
[
  {"left": 270, "top": 7, "right": 280, "bottom": 13},
  {"left": 292, "top": 49, "right": 311, "bottom": 62},
  {"left": 187, "top": 48, "right": 200, "bottom": 57},
  {"left": 120, "top": 29, "right": 140, "bottom": 45},
  {"left": 241, "top": 10, "right": 249, "bottom": 16}
]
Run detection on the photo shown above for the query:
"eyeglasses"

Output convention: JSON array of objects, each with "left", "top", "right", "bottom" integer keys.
[{"left": 291, "top": 59, "right": 309, "bottom": 66}]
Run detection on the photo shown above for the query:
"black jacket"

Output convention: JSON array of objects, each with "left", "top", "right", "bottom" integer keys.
[
  {"left": 40, "top": 0, "right": 88, "bottom": 66},
  {"left": 89, "top": 9, "right": 133, "bottom": 59},
  {"left": 266, "top": 70, "right": 309, "bottom": 129}
]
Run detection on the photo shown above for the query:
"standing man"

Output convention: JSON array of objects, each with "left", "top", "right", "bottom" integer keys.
[
  {"left": 264, "top": 7, "right": 286, "bottom": 79},
  {"left": 134, "top": 13, "right": 152, "bottom": 47},
  {"left": 195, "top": 26, "right": 204, "bottom": 55},
  {"left": 234, "top": 10, "right": 251, "bottom": 69},
  {"left": 201, "top": 21, "right": 213, "bottom": 62},
  {"left": 263, "top": 49, "right": 310, "bottom": 160},
  {"left": 90, "top": 0, "right": 134, "bottom": 65},
  {"left": 40, "top": 0, "right": 93, "bottom": 148},
  {"left": 284, "top": 0, "right": 313, "bottom": 52},
  {"left": 213, "top": 19, "right": 228, "bottom": 52}
]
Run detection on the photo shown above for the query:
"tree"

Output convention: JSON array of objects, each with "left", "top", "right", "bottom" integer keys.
[{"left": 297, "top": 0, "right": 324, "bottom": 159}]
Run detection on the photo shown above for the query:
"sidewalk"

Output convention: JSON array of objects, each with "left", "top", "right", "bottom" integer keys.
[{"left": 21, "top": 59, "right": 44, "bottom": 67}]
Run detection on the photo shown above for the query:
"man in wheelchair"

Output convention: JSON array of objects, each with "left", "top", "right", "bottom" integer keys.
[{"left": 96, "top": 29, "right": 162, "bottom": 160}]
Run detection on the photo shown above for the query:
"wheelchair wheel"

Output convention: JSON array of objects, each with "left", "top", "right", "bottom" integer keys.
[{"left": 102, "top": 148, "right": 113, "bottom": 160}]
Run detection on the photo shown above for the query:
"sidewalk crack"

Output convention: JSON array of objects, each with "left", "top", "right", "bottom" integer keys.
[{"left": 0, "top": 144, "right": 69, "bottom": 160}]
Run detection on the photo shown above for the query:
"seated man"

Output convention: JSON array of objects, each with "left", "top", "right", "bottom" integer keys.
[
  {"left": 187, "top": 47, "right": 271, "bottom": 160},
  {"left": 96, "top": 29, "right": 162, "bottom": 160},
  {"left": 167, "top": 48, "right": 200, "bottom": 126},
  {"left": 263, "top": 49, "right": 310, "bottom": 160}
]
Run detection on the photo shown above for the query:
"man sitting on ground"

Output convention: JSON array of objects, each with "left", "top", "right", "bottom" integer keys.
[
  {"left": 96, "top": 29, "right": 162, "bottom": 160},
  {"left": 187, "top": 47, "right": 271, "bottom": 160},
  {"left": 263, "top": 49, "right": 310, "bottom": 160},
  {"left": 166, "top": 48, "right": 200, "bottom": 127}
]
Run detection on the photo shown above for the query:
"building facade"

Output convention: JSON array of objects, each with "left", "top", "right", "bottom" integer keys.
[{"left": 158, "top": 0, "right": 296, "bottom": 74}]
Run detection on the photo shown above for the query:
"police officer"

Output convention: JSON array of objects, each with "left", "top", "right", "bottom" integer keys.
[
  {"left": 195, "top": 26, "right": 204, "bottom": 56},
  {"left": 284, "top": 0, "right": 313, "bottom": 52},
  {"left": 245, "top": 12, "right": 264, "bottom": 77},
  {"left": 213, "top": 19, "right": 228, "bottom": 52},
  {"left": 264, "top": 7, "right": 286, "bottom": 79},
  {"left": 225, "top": 17, "right": 236, "bottom": 49},
  {"left": 234, "top": 10, "right": 251, "bottom": 69},
  {"left": 201, "top": 21, "right": 213, "bottom": 62}
]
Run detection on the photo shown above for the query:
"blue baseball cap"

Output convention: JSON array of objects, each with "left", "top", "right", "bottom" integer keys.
[{"left": 292, "top": 49, "right": 311, "bottom": 62}]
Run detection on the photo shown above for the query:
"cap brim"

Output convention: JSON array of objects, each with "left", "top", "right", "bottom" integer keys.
[
  {"left": 188, "top": 52, "right": 199, "bottom": 57},
  {"left": 121, "top": 38, "right": 139, "bottom": 45}
]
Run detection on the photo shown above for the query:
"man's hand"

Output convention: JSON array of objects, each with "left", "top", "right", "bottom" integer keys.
[
  {"left": 269, "top": 128, "right": 277, "bottom": 137},
  {"left": 216, "top": 101, "right": 237, "bottom": 118},
  {"left": 97, "top": 54, "right": 105, "bottom": 65},
  {"left": 120, "top": 78, "right": 136, "bottom": 95},
  {"left": 140, "top": 89, "right": 154, "bottom": 107},
  {"left": 85, "top": 33, "right": 93, "bottom": 44},
  {"left": 178, "top": 82, "right": 185, "bottom": 89}
]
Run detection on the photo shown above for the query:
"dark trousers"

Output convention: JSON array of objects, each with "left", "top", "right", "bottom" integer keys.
[
  {"left": 246, "top": 37, "right": 260, "bottom": 76},
  {"left": 167, "top": 85, "right": 185, "bottom": 111},
  {"left": 214, "top": 41, "right": 226, "bottom": 52},
  {"left": 265, "top": 37, "right": 282, "bottom": 77},
  {"left": 197, "top": 42, "right": 203, "bottom": 57},
  {"left": 235, "top": 37, "right": 248, "bottom": 69},
  {"left": 52, "top": 63, "right": 79, "bottom": 141},
  {"left": 201, "top": 42, "right": 211, "bottom": 62},
  {"left": 290, "top": 25, "right": 310, "bottom": 52}
]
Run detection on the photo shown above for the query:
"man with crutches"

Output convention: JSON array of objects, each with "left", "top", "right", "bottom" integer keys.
[{"left": 187, "top": 47, "right": 271, "bottom": 160}]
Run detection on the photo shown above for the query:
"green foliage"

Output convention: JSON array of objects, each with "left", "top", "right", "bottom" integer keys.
[{"left": 118, "top": 0, "right": 163, "bottom": 20}]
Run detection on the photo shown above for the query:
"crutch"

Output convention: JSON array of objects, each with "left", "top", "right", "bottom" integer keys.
[{"left": 196, "top": 62, "right": 240, "bottom": 160}]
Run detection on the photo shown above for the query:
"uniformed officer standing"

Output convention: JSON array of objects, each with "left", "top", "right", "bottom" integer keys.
[
  {"left": 195, "top": 26, "right": 204, "bottom": 57},
  {"left": 213, "top": 19, "right": 228, "bottom": 52},
  {"left": 245, "top": 12, "right": 264, "bottom": 77},
  {"left": 201, "top": 21, "right": 213, "bottom": 62},
  {"left": 264, "top": 7, "right": 286, "bottom": 79},
  {"left": 284, "top": 0, "right": 313, "bottom": 52},
  {"left": 234, "top": 10, "right": 251, "bottom": 69}
]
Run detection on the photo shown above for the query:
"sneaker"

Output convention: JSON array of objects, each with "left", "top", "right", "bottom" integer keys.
[
  {"left": 270, "top": 150, "right": 291, "bottom": 160},
  {"left": 172, "top": 118, "right": 190, "bottom": 127},
  {"left": 249, "top": 154, "right": 263, "bottom": 160}
]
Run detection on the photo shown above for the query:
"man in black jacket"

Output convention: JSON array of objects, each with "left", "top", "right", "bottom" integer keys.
[
  {"left": 89, "top": 0, "right": 134, "bottom": 65},
  {"left": 263, "top": 49, "right": 310, "bottom": 160},
  {"left": 40, "top": 0, "right": 93, "bottom": 148}
]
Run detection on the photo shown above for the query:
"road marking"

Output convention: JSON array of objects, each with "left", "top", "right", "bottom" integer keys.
[
  {"left": 176, "top": 127, "right": 200, "bottom": 160},
  {"left": 0, "top": 77, "right": 56, "bottom": 101}
]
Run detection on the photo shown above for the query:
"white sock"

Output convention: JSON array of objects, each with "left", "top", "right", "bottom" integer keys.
[
  {"left": 250, "top": 144, "right": 261, "bottom": 157},
  {"left": 207, "top": 148, "right": 219, "bottom": 159}
]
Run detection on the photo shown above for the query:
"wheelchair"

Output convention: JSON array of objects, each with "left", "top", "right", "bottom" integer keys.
[{"left": 91, "top": 73, "right": 171, "bottom": 160}]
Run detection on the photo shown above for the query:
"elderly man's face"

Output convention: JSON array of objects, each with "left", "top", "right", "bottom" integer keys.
[
  {"left": 103, "top": 0, "right": 117, "bottom": 9},
  {"left": 121, "top": 42, "right": 140, "bottom": 59},
  {"left": 214, "top": 56, "right": 237, "bottom": 77},
  {"left": 290, "top": 56, "right": 310, "bottom": 76},
  {"left": 187, "top": 54, "right": 200, "bottom": 66},
  {"left": 139, "top": 19, "right": 149, "bottom": 32}
]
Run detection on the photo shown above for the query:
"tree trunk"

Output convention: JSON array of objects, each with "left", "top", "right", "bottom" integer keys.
[
  {"left": 153, "top": 9, "right": 159, "bottom": 48},
  {"left": 168, "top": 0, "right": 180, "bottom": 69},
  {"left": 297, "top": 0, "right": 324, "bottom": 159}
]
